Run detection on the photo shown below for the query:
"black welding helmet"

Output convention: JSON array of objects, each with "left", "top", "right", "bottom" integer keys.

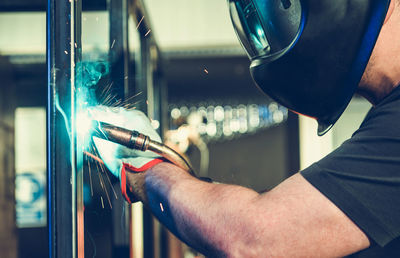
[{"left": 228, "top": 0, "right": 391, "bottom": 135}]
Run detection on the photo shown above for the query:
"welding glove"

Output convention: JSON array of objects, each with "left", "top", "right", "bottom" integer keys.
[{"left": 90, "top": 106, "right": 164, "bottom": 202}]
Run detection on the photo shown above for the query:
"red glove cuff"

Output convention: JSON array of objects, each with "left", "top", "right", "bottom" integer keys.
[{"left": 120, "top": 158, "right": 165, "bottom": 203}]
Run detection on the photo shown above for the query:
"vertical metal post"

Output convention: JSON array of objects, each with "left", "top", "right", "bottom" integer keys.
[
  {"left": 47, "top": 0, "right": 83, "bottom": 256},
  {"left": 75, "top": 3, "right": 85, "bottom": 258},
  {"left": 110, "top": 0, "right": 130, "bottom": 98},
  {"left": 128, "top": 1, "right": 167, "bottom": 257},
  {"left": 0, "top": 58, "right": 17, "bottom": 258},
  {"left": 140, "top": 37, "right": 156, "bottom": 258},
  {"left": 109, "top": 0, "right": 131, "bottom": 255}
]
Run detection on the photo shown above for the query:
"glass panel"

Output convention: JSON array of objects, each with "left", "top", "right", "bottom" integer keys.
[
  {"left": 0, "top": 7, "right": 47, "bottom": 257},
  {"left": 0, "top": 13, "right": 46, "bottom": 55},
  {"left": 15, "top": 108, "right": 47, "bottom": 228}
]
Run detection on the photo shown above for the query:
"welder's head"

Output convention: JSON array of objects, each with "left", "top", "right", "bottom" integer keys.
[{"left": 229, "top": 0, "right": 392, "bottom": 135}]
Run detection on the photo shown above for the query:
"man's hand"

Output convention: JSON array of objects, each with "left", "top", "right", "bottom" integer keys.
[{"left": 90, "top": 106, "right": 164, "bottom": 202}]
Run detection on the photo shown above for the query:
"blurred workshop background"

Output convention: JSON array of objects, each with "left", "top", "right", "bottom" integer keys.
[{"left": 0, "top": 0, "right": 372, "bottom": 257}]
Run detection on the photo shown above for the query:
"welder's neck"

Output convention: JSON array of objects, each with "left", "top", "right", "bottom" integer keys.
[
  {"left": 357, "top": 2, "right": 400, "bottom": 105},
  {"left": 357, "top": 63, "right": 400, "bottom": 106},
  {"left": 357, "top": 80, "right": 398, "bottom": 106}
]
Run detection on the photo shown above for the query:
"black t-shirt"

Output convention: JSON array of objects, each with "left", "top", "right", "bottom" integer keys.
[{"left": 301, "top": 86, "right": 400, "bottom": 257}]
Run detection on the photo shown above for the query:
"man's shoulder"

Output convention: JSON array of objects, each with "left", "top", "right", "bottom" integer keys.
[
  {"left": 348, "top": 237, "right": 400, "bottom": 258},
  {"left": 355, "top": 85, "right": 400, "bottom": 137}
]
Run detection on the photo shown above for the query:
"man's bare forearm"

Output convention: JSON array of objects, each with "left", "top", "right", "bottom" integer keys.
[{"left": 126, "top": 162, "right": 259, "bottom": 257}]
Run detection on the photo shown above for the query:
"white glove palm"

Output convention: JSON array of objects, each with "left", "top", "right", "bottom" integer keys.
[{"left": 90, "top": 106, "right": 163, "bottom": 180}]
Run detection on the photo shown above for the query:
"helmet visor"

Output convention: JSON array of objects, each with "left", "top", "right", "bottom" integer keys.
[{"left": 229, "top": 0, "right": 303, "bottom": 60}]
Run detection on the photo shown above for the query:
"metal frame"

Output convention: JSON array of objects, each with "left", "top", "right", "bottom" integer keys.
[
  {"left": 128, "top": 1, "right": 167, "bottom": 257},
  {"left": 48, "top": 0, "right": 165, "bottom": 257},
  {"left": 109, "top": 0, "right": 131, "bottom": 255},
  {"left": 47, "top": 0, "right": 83, "bottom": 257},
  {"left": 0, "top": 0, "right": 106, "bottom": 12},
  {"left": 0, "top": 58, "right": 17, "bottom": 258}
]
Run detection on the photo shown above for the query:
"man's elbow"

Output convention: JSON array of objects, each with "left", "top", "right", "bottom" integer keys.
[{"left": 221, "top": 205, "right": 274, "bottom": 257}]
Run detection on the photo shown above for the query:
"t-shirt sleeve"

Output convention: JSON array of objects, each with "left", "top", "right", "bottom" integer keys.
[{"left": 301, "top": 104, "right": 400, "bottom": 247}]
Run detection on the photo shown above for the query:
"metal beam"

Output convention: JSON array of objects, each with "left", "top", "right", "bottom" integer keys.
[
  {"left": 47, "top": 0, "right": 82, "bottom": 256},
  {"left": 109, "top": 0, "right": 131, "bottom": 255},
  {"left": 0, "top": 0, "right": 106, "bottom": 12}
]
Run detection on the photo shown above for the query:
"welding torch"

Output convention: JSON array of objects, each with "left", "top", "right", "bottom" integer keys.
[{"left": 92, "top": 121, "right": 197, "bottom": 177}]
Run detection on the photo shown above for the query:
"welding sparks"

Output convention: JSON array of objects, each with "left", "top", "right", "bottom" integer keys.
[
  {"left": 84, "top": 151, "right": 104, "bottom": 164},
  {"left": 95, "top": 159, "right": 113, "bottom": 209},
  {"left": 136, "top": 16, "right": 145, "bottom": 29},
  {"left": 204, "top": 68, "right": 209, "bottom": 74},
  {"left": 93, "top": 145, "right": 119, "bottom": 200},
  {"left": 144, "top": 29, "right": 151, "bottom": 37},
  {"left": 100, "top": 196, "right": 105, "bottom": 209},
  {"left": 76, "top": 60, "right": 147, "bottom": 209},
  {"left": 111, "top": 39, "right": 116, "bottom": 49},
  {"left": 160, "top": 203, "right": 164, "bottom": 212},
  {"left": 87, "top": 157, "right": 94, "bottom": 196},
  {"left": 100, "top": 82, "right": 114, "bottom": 100},
  {"left": 104, "top": 167, "right": 118, "bottom": 199},
  {"left": 64, "top": 50, "right": 68, "bottom": 55},
  {"left": 121, "top": 91, "right": 142, "bottom": 104},
  {"left": 85, "top": 145, "right": 118, "bottom": 207},
  {"left": 101, "top": 172, "right": 113, "bottom": 209},
  {"left": 102, "top": 93, "right": 119, "bottom": 106}
]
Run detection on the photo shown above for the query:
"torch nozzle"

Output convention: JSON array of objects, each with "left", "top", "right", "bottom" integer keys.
[
  {"left": 92, "top": 121, "right": 195, "bottom": 176},
  {"left": 92, "top": 121, "right": 150, "bottom": 151}
]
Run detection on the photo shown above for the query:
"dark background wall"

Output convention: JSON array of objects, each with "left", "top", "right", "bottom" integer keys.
[
  {"left": 189, "top": 122, "right": 297, "bottom": 192},
  {"left": 165, "top": 54, "right": 300, "bottom": 192}
]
